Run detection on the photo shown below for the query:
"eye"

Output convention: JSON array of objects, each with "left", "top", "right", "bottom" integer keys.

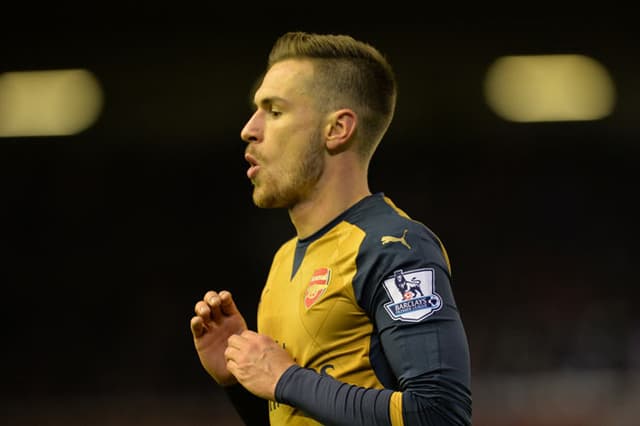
[{"left": 268, "top": 107, "right": 282, "bottom": 117}]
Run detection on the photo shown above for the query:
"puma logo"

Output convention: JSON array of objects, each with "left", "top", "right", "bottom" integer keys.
[{"left": 381, "top": 229, "right": 411, "bottom": 249}]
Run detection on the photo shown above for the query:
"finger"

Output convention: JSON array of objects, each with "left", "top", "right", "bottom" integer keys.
[
  {"left": 190, "top": 316, "right": 208, "bottom": 338},
  {"left": 227, "top": 333, "right": 239, "bottom": 347},
  {"left": 219, "top": 290, "right": 241, "bottom": 316},
  {"left": 240, "top": 329, "right": 259, "bottom": 339},
  {"left": 224, "top": 343, "right": 242, "bottom": 363},
  {"left": 224, "top": 345, "right": 233, "bottom": 360},
  {"left": 194, "top": 301, "right": 210, "bottom": 318},
  {"left": 226, "top": 357, "right": 238, "bottom": 377},
  {"left": 204, "top": 290, "right": 219, "bottom": 305},
  {"left": 204, "top": 291, "right": 224, "bottom": 320},
  {"left": 226, "top": 333, "right": 245, "bottom": 350}
]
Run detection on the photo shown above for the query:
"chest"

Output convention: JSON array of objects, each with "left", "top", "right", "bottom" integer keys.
[{"left": 257, "top": 230, "right": 372, "bottom": 365}]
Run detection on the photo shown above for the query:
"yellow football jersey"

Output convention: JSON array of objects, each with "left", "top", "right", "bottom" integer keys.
[{"left": 257, "top": 193, "right": 471, "bottom": 425}]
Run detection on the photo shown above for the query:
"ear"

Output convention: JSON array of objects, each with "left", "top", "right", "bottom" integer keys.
[{"left": 325, "top": 109, "right": 357, "bottom": 152}]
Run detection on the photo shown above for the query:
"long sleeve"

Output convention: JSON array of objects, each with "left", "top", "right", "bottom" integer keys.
[{"left": 275, "top": 365, "right": 395, "bottom": 425}]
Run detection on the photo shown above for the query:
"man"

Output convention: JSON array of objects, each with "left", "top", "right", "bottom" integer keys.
[{"left": 190, "top": 31, "right": 472, "bottom": 425}]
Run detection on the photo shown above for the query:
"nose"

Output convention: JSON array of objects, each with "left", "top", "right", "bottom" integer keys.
[{"left": 240, "top": 110, "right": 262, "bottom": 144}]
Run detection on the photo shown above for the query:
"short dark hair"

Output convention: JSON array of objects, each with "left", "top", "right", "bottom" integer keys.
[{"left": 267, "top": 31, "right": 397, "bottom": 158}]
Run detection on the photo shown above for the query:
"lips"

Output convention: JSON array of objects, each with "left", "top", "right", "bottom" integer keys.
[{"left": 245, "top": 152, "right": 261, "bottom": 179}]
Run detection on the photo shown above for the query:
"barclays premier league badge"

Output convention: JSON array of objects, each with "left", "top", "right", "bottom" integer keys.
[{"left": 383, "top": 268, "right": 442, "bottom": 322}]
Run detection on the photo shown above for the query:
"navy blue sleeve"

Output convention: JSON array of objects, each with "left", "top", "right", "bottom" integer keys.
[
  {"left": 275, "top": 365, "right": 395, "bottom": 426},
  {"left": 373, "top": 266, "right": 471, "bottom": 424},
  {"left": 369, "top": 227, "right": 472, "bottom": 425}
]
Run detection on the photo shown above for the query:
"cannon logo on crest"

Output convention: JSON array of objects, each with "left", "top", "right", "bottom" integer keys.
[
  {"left": 304, "top": 267, "right": 331, "bottom": 309},
  {"left": 382, "top": 268, "right": 442, "bottom": 322}
]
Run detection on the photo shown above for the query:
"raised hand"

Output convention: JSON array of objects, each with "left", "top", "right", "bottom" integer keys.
[{"left": 190, "top": 290, "right": 248, "bottom": 386}]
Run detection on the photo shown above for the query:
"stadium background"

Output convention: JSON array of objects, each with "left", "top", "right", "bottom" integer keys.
[{"left": 2, "top": 5, "right": 638, "bottom": 425}]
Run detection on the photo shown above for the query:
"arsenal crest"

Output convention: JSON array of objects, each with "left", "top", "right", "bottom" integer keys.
[{"left": 304, "top": 267, "right": 331, "bottom": 309}]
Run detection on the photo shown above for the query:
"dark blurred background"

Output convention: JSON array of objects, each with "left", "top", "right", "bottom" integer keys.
[{"left": 2, "top": 4, "right": 639, "bottom": 425}]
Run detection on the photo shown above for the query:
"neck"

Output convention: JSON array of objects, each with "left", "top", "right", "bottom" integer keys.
[{"left": 289, "top": 159, "right": 370, "bottom": 239}]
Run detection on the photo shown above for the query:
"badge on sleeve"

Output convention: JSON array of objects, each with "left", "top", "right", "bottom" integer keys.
[{"left": 382, "top": 268, "right": 442, "bottom": 322}]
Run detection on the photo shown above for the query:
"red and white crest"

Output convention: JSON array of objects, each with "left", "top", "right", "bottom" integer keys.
[{"left": 304, "top": 267, "right": 331, "bottom": 309}]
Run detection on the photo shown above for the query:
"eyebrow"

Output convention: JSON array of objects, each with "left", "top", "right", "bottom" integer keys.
[{"left": 253, "top": 96, "right": 289, "bottom": 110}]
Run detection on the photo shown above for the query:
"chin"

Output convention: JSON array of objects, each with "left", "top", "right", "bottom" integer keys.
[
  {"left": 252, "top": 191, "right": 274, "bottom": 209},
  {"left": 254, "top": 190, "right": 293, "bottom": 209}
]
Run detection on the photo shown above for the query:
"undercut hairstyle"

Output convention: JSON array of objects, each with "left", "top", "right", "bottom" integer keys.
[{"left": 267, "top": 31, "right": 398, "bottom": 159}]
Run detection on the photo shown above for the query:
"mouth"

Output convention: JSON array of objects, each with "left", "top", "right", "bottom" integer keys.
[{"left": 245, "top": 152, "right": 260, "bottom": 180}]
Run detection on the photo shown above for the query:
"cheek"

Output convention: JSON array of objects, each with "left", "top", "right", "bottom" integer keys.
[
  {"left": 265, "top": 119, "right": 322, "bottom": 165},
  {"left": 267, "top": 130, "right": 302, "bottom": 161},
  {"left": 276, "top": 148, "right": 301, "bottom": 176}
]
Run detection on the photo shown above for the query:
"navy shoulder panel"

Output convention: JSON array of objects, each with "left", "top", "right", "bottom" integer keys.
[{"left": 343, "top": 193, "right": 450, "bottom": 311}]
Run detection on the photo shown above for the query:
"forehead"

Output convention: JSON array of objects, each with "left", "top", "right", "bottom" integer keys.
[{"left": 254, "top": 59, "right": 315, "bottom": 103}]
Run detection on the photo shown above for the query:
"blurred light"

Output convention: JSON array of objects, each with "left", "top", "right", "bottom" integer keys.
[
  {"left": 0, "top": 69, "right": 103, "bottom": 137},
  {"left": 484, "top": 54, "right": 616, "bottom": 122}
]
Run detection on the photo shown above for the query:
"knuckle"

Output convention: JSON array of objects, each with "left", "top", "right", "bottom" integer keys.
[
  {"left": 204, "top": 290, "right": 218, "bottom": 301},
  {"left": 195, "top": 301, "right": 208, "bottom": 313}
]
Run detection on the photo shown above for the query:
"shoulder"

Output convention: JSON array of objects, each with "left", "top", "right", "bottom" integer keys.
[
  {"left": 347, "top": 194, "right": 443, "bottom": 258},
  {"left": 346, "top": 195, "right": 451, "bottom": 299}
]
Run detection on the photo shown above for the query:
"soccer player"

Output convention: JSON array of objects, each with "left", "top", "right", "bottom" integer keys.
[{"left": 190, "top": 31, "right": 472, "bottom": 425}]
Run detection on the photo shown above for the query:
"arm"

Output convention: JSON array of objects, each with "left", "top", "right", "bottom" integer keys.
[
  {"left": 222, "top": 232, "right": 472, "bottom": 424},
  {"left": 274, "top": 263, "right": 472, "bottom": 425},
  {"left": 275, "top": 366, "right": 397, "bottom": 425},
  {"left": 373, "top": 263, "right": 472, "bottom": 424}
]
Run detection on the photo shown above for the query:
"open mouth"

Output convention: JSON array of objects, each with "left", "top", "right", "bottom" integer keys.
[{"left": 245, "top": 152, "right": 260, "bottom": 179}]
